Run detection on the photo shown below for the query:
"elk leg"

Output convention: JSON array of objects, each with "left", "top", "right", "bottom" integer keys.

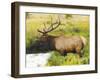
[
  {"left": 80, "top": 49, "right": 84, "bottom": 57},
  {"left": 64, "top": 50, "right": 67, "bottom": 56},
  {"left": 59, "top": 50, "right": 67, "bottom": 56},
  {"left": 76, "top": 48, "right": 82, "bottom": 58}
]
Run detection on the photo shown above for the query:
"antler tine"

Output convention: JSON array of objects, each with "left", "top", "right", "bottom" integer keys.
[
  {"left": 37, "top": 22, "right": 48, "bottom": 34},
  {"left": 37, "top": 16, "right": 61, "bottom": 34},
  {"left": 43, "top": 23, "right": 47, "bottom": 32},
  {"left": 46, "top": 16, "right": 55, "bottom": 31},
  {"left": 37, "top": 29, "right": 44, "bottom": 34},
  {"left": 46, "top": 16, "right": 61, "bottom": 33},
  {"left": 57, "top": 15, "right": 61, "bottom": 24},
  {"left": 46, "top": 16, "right": 53, "bottom": 30}
]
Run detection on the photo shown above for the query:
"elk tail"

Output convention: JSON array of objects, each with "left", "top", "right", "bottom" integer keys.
[{"left": 80, "top": 36, "right": 87, "bottom": 46}]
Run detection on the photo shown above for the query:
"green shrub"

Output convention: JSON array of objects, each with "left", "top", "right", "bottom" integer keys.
[{"left": 46, "top": 51, "right": 89, "bottom": 66}]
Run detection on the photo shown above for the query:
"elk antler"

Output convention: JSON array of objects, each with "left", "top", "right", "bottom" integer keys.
[{"left": 37, "top": 16, "right": 61, "bottom": 35}]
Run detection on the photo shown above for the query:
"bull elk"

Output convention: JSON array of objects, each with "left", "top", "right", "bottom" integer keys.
[{"left": 27, "top": 17, "right": 87, "bottom": 57}]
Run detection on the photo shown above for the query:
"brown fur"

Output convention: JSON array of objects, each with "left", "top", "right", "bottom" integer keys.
[{"left": 54, "top": 35, "right": 86, "bottom": 57}]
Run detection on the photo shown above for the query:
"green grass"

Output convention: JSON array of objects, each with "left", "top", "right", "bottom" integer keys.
[
  {"left": 26, "top": 13, "right": 89, "bottom": 66},
  {"left": 46, "top": 51, "right": 89, "bottom": 66}
]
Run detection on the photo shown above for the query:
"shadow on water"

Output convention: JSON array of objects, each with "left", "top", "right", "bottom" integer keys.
[{"left": 26, "top": 39, "right": 55, "bottom": 54}]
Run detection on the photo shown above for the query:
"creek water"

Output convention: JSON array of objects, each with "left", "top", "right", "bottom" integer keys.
[{"left": 26, "top": 53, "right": 51, "bottom": 68}]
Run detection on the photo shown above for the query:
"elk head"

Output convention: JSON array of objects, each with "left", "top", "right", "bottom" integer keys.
[{"left": 26, "top": 16, "right": 61, "bottom": 53}]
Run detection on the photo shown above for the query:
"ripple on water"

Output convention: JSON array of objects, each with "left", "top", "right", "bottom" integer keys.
[{"left": 26, "top": 53, "right": 51, "bottom": 68}]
